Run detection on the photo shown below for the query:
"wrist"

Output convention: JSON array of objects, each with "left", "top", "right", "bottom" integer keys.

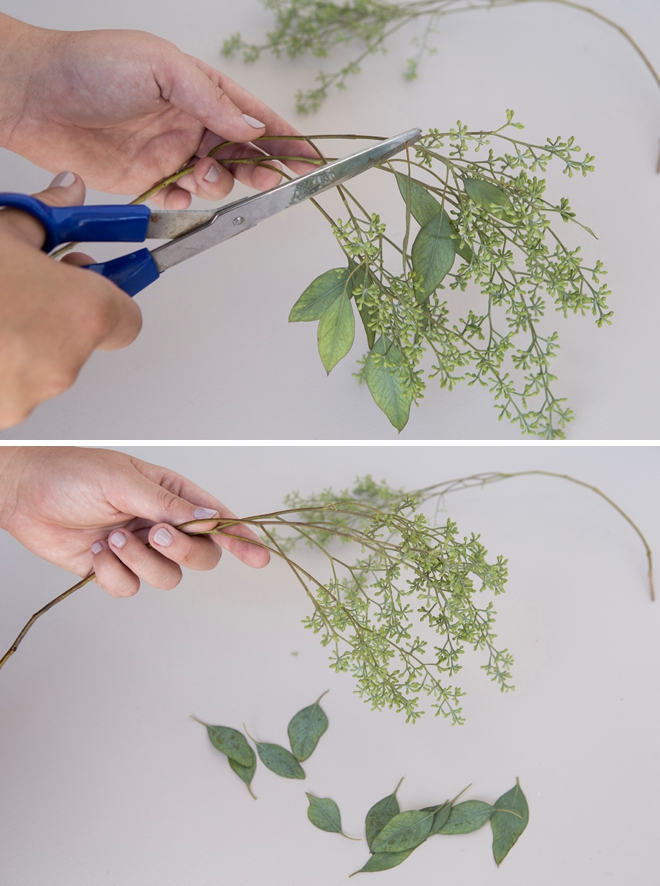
[
  {"left": 0, "top": 446, "right": 33, "bottom": 530},
  {"left": 0, "top": 14, "right": 51, "bottom": 150}
]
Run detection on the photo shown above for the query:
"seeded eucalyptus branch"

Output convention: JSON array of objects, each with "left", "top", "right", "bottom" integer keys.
[
  {"left": 223, "top": 0, "right": 660, "bottom": 123},
  {"left": 1, "top": 471, "right": 652, "bottom": 728}
]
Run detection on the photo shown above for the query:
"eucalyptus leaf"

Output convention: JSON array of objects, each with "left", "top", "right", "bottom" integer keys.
[
  {"left": 491, "top": 779, "right": 529, "bottom": 865},
  {"left": 371, "top": 808, "right": 436, "bottom": 853},
  {"left": 288, "top": 691, "right": 329, "bottom": 762},
  {"left": 365, "top": 779, "right": 403, "bottom": 851},
  {"left": 317, "top": 290, "right": 355, "bottom": 373},
  {"left": 255, "top": 741, "right": 306, "bottom": 779},
  {"left": 228, "top": 752, "right": 257, "bottom": 799},
  {"left": 411, "top": 212, "right": 456, "bottom": 302},
  {"left": 395, "top": 172, "right": 444, "bottom": 228},
  {"left": 437, "top": 800, "right": 494, "bottom": 835},
  {"left": 348, "top": 260, "right": 376, "bottom": 349},
  {"left": 191, "top": 718, "right": 253, "bottom": 768},
  {"left": 364, "top": 336, "right": 413, "bottom": 432},
  {"left": 464, "top": 178, "right": 510, "bottom": 211},
  {"left": 350, "top": 849, "right": 415, "bottom": 875},
  {"left": 289, "top": 268, "right": 350, "bottom": 322},
  {"left": 426, "top": 801, "right": 452, "bottom": 835},
  {"left": 306, "top": 793, "right": 343, "bottom": 834}
]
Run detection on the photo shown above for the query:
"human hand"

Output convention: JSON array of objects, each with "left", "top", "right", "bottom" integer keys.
[
  {"left": 0, "top": 447, "right": 269, "bottom": 597},
  {"left": 0, "top": 15, "right": 318, "bottom": 209},
  {"left": 0, "top": 173, "right": 142, "bottom": 429}
]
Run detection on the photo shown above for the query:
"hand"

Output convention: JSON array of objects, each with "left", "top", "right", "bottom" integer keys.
[
  {"left": 0, "top": 173, "right": 142, "bottom": 429},
  {"left": 0, "top": 15, "right": 317, "bottom": 209},
  {"left": 0, "top": 447, "right": 270, "bottom": 597}
]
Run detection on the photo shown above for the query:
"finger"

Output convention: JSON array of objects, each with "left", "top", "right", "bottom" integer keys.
[
  {"left": 0, "top": 172, "right": 87, "bottom": 249},
  {"left": 59, "top": 250, "right": 96, "bottom": 267},
  {"left": 147, "top": 183, "right": 193, "bottom": 210},
  {"left": 176, "top": 156, "right": 236, "bottom": 200},
  {"left": 157, "top": 51, "right": 266, "bottom": 144},
  {"left": 116, "top": 458, "right": 270, "bottom": 569},
  {"left": 200, "top": 143, "right": 284, "bottom": 192},
  {"left": 90, "top": 539, "right": 140, "bottom": 598},
  {"left": 107, "top": 529, "right": 184, "bottom": 590},
  {"left": 148, "top": 523, "right": 223, "bottom": 572}
]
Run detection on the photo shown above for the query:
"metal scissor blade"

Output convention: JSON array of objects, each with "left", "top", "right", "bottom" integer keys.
[
  {"left": 150, "top": 128, "right": 422, "bottom": 273},
  {"left": 147, "top": 209, "right": 217, "bottom": 240}
]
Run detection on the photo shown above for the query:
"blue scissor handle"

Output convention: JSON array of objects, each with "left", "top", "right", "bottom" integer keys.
[
  {"left": 84, "top": 249, "right": 160, "bottom": 298},
  {"left": 0, "top": 193, "right": 151, "bottom": 253}
]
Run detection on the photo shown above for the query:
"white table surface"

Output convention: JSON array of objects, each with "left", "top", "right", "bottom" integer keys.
[
  {"left": 0, "top": 445, "right": 658, "bottom": 884},
  {"left": 1, "top": 0, "right": 660, "bottom": 440}
]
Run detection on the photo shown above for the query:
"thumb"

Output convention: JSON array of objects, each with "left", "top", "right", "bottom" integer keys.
[
  {"left": 0, "top": 171, "right": 87, "bottom": 249},
  {"left": 158, "top": 51, "right": 266, "bottom": 143}
]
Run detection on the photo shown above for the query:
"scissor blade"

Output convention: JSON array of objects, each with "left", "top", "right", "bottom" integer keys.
[
  {"left": 147, "top": 210, "right": 217, "bottom": 240},
  {"left": 151, "top": 128, "right": 422, "bottom": 273}
]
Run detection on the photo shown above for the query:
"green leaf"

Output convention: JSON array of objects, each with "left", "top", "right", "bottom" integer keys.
[
  {"left": 437, "top": 800, "right": 494, "bottom": 835},
  {"left": 255, "top": 741, "right": 306, "bottom": 779},
  {"left": 395, "top": 172, "right": 444, "bottom": 228},
  {"left": 306, "top": 793, "right": 344, "bottom": 834},
  {"left": 287, "top": 691, "right": 329, "bottom": 762},
  {"left": 289, "top": 268, "right": 350, "bottom": 322},
  {"left": 228, "top": 751, "right": 257, "bottom": 799},
  {"left": 464, "top": 178, "right": 510, "bottom": 211},
  {"left": 348, "top": 260, "right": 376, "bottom": 349},
  {"left": 371, "top": 808, "right": 436, "bottom": 853},
  {"left": 425, "top": 802, "right": 452, "bottom": 835},
  {"left": 491, "top": 779, "right": 529, "bottom": 865},
  {"left": 317, "top": 290, "right": 355, "bottom": 373},
  {"left": 193, "top": 719, "right": 254, "bottom": 768},
  {"left": 364, "top": 337, "right": 413, "bottom": 432},
  {"left": 365, "top": 779, "right": 403, "bottom": 851},
  {"left": 350, "top": 849, "right": 415, "bottom": 875},
  {"left": 411, "top": 212, "right": 456, "bottom": 302}
]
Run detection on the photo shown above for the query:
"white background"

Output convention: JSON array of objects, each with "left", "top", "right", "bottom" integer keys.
[
  {"left": 0, "top": 1, "right": 660, "bottom": 439},
  {"left": 0, "top": 445, "right": 658, "bottom": 884}
]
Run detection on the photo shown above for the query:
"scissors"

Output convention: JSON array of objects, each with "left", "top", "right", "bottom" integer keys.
[{"left": 0, "top": 129, "right": 421, "bottom": 298}]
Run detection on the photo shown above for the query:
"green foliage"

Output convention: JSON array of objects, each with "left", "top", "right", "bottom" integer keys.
[
  {"left": 228, "top": 753, "right": 258, "bottom": 797},
  {"left": 288, "top": 691, "right": 329, "bottom": 760},
  {"left": 437, "top": 799, "right": 494, "bottom": 834},
  {"left": 371, "top": 807, "right": 437, "bottom": 852},
  {"left": 491, "top": 778, "right": 529, "bottom": 864},
  {"left": 255, "top": 740, "right": 307, "bottom": 778},
  {"left": 306, "top": 794, "right": 355, "bottom": 837},
  {"left": 191, "top": 717, "right": 258, "bottom": 797},
  {"left": 365, "top": 779, "right": 403, "bottom": 850},
  {"left": 288, "top": 117, "right": 610, "bottom": 436}
]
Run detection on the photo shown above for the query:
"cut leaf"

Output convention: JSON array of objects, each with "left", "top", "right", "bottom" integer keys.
[
  {"left": 289, "top": 268, "right": 350, "bottom": 322},
  {"left": 437, "top": 800, "right": 493, "bottom": 835},
  {"left": 317, "top": 290, "right": 355, "bottom": 373},
  {"left": 228, "top": 752, "right": 257, "bottom": 799},
  {"left": 306, "top": 794, "right": 344, "bottom": 835},
  {"left": 288, "top": 691, "right": 329, "bottom": 762},
  {"left": 192, "top": 719, "right": 254, "bottom": 768},
  {"left": 351, "top": 849, "right": 415, "bottom": 875},
  {"left": 411, "top": 212, "right": 456, "bottom": 302},
  {"left": 491, "top": 779, "right": 529, "bottom": 865},
  {"left": 364, "top": 337, "right": 413, "bottom": 432},
  {"left": 371, "top": 808, "right": 437, "bottom": 853},
  {"left": 365, "top": 779, "right": 403, "bottom": 852},
  {"left": 255, "top": 741, "right": 305, "bottom": 779},
  {"left": 464, "top": 178, "right": 510, "bottom": 211},
  {"left": 395, "top": 172, "right": 444, "bottom": 228}
]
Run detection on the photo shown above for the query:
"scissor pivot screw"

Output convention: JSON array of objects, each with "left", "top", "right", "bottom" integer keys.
[{"left": 233, "top": 216, "right": 245, "bottom": 226}]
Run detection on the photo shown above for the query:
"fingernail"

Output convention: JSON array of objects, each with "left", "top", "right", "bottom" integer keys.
[
  {"left": 153, "top": 528, "right": 173, "bottom": 547},
  {"left": 49, "top": 171, "right": 76, "bottom": 188},
  {"left": 91, "top": 541, "right": 104, "bottom": 555},
  {"left": 109, "top": 531, "right": 127, "bottom": 549},
  {"left": 193, "top": 507, "right": 219, "bottom": 520},
  {"left": 203, "top": 164, "right": 221, "bottom": 183},
  {"left": 242, "top": 113, "right": 265, "bottom": 129}
]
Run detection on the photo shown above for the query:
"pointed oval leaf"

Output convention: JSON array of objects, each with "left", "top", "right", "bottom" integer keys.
[
  {"left": 352, "top": 849, "right": 414, "bottom": 875},
  {"left": 395, "top": 172, "right": 444, "bottom": 228},
  {"left": 425, "top": 802, "right": 452, "bottom": 835},
  {"left": 491, "top": 780, "right": 529, "bottom": 865},
  {"left": 228, "top": 750, "right": 257, "bottom": 799},
  {"left": 317, "top": 290, "right": 355, "bottom": 373},
  {"left": 464, "top": 178, "right": 510, "bottom": 210},
  {"left": 306, "top": 793, "right": 343, "bottom": 834},
  {"left": 204, "top": 724, "right": 253, "bottom": 768},
  {"left": 411, "top": 212, "right": 456, "bottom": 302},
  {"left": 289, "top": 268, "right": 350, "bottom": 322},
  {"left": 365, "top": 785, "right": 402, "bottom": 851},
  {"left": 288, "top": 695, "right": 329, "bottom": 762},
  {"left": 437, "top": 800, "right": 494, "bottom": 835},
  {"left": 256, "top": 741, "right": 305, "bottom": 779},
  {"left": 371, "top": 809, "right": 435, "bottom": 853},
  {"left": 365, "top": 337, "right": 413, "bottom": 432}
]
